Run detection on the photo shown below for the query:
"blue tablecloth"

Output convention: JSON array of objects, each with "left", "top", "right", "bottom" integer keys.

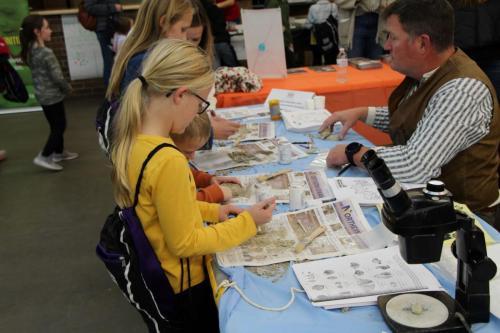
[{"left": 216, "top": 116, "right": 500, "bottom": 333}]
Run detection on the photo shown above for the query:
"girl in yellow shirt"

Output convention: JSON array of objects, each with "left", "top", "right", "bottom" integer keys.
[{"left": 110, "top": 39, "right": 276, "bottom": 333}]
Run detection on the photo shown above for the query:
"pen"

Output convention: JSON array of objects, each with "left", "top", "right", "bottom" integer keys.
[
  {"left": 291, "top": 141, "right": 310, "bottom": 145},
  {"left": 337, "top": 163, "right": 351, "bottom": 176}
]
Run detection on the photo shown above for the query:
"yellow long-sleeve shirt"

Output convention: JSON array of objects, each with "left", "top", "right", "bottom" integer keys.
[{"left": 128, "top": 135, "right": 257, "bottom": 293}]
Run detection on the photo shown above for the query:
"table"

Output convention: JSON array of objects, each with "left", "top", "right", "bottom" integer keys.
[
  {"left": 214, "top": 117, "right": 500, "bottom": 333},
  {"left": 216, "top": 64, "right": 404, "bottom": 146}
]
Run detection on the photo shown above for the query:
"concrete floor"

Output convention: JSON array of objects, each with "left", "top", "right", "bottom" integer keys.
[{"left": 0, "top": 97, "right": 146, "bottom": 332}]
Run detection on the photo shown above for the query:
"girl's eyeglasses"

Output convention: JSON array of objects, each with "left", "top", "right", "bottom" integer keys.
[{"left": 166, "top": 90, "right": 210, "bottom": 115}]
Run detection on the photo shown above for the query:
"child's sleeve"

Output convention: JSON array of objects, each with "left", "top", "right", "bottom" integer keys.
[
  {"left": 152, "top": 155, "right": 256, "bottom": 257},
  {"left": 44, "top": 48, "right": 71, "bottom": 94},
  {"left": 191, "top": 168, "right": 213, "bottom": 187},
  {"left": 196, "top": 184, "right": 225, "bottom": 203}
]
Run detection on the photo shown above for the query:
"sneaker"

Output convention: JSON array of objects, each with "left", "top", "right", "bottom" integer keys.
[
  {"left": 52, "top": 150, "right": 79, "bottom": 162},
  {"left": 33, "top": 153, "right": 63, "bottom": 171}
]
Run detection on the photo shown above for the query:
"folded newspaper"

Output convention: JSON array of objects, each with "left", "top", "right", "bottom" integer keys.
[
  {"left": 292, "top": 246, "right": 443, "bottom": 309},
  {"left": 226, "top": 122, "right": 275, "bottom": 143},
  {"left": 216, "top": 199, "right": 374, "bottom": 267},
  {"left": 281, "top": 108, "right": 332, "bottom": 133},
  {"left": 193, "top": 137, "right": 307, "bottom": 171},
  {"left": 214, "top": 104, "right": 269, "bottom": 121},
  {"left": 228, "top": 169, "right": 334, "bottom": 205}
]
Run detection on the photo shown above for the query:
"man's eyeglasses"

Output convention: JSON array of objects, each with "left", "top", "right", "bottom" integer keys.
[{"left": 166, "top": 90, "right": 210, "bottom": 115}]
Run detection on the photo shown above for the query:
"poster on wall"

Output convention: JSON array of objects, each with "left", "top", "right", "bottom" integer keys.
[
  {"left": 241, "top": 9, "right": 287, "bottom": 79},
  {"left": 0, "top": 1, "right": 41, "bottom": 113},
  {"left": 61, "top": 15, "right": 103, "bottom": 80}
]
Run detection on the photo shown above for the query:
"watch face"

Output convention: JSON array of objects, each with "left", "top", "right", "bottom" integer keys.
[{"left": 347, "top": 142, "right": 361, "bottom": 154}]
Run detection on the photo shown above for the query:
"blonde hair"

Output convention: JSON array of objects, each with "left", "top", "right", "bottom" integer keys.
[
  {"left": 171, "top": 112, "right": 211, "bottom": 144},
  {"left": 110, "top": 39, "right": 214, "bottom": 207},
  {"left": 106, "top": 0, "right": 194, "bottom": 99}
]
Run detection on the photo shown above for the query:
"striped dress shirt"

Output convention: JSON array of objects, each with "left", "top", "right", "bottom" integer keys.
[{"left": 365, "top": 70, "right": 493, "bottom": 184}]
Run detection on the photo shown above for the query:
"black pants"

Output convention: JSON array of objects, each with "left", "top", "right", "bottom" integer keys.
[
  {"left": 140, "top": 279, "right": 220, "bottom": 333},
  {"left": 41, "top": 101, "right": 66, "bottom": 157}
]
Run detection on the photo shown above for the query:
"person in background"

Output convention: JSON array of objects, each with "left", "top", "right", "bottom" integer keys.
[
  {"left": 84, "top": 0, "right": 122, "bottom": 86},
  {"left": 265, "top": 0, "right": 295, "bottom": 67},
  {"left": 215, "top": 0, "right": 241, "bottom": 24},
  {"left": 111, "top": 15, "right": 133, "bottom": 57},
  {"left": 198, "top": 0, "right": 239, "bottom": 67},
  {"left": 171, "top": 112, "right": 241, "bottom": 203},
  {"left": 303, "top": 0, "right": 339, "bottom": 65},
  {"left": 110, "top": 38, "right": 275, "bottom": 331},
  {"left": 20, "top": 15, "right": 77, "bottom": 171},
  {"left": 336, "top": 0, "right": 395, "bottom": 59},
  {"left": 321, "top": 0, "right": 500, "bottom": 229}
]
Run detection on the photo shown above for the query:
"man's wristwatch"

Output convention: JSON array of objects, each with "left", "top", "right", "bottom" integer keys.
[{"left": 345, "top": 142, "right": 362, "bottom": 165}]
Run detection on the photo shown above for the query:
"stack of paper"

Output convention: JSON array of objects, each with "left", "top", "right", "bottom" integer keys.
[
  {"left": 281, "top": 108, "right": 332, "bottom": 133},
  {"left": 264, "top": 88, "right": 315, "bottom": 111},
  {"left": 214, "top": 104, "right": 269, "bottom": 121},
  {"left": 226, "top": 122, "right": 276, "bottom": 142},
  {"left": 293, "top": 246, "right": 443, "bottom": 309}
]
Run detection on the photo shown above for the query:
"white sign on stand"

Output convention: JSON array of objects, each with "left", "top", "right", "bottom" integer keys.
[
  {"left": 61, "top": 15, "right": 103, "bottom": 80},
  {"left": 241, "top": 8, "right": 287, "bottom": 78}
]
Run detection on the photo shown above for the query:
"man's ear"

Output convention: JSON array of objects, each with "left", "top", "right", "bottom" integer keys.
[
  {"left": 418, "top": 34, "right": 432, "bottom": 55},
  {"left": 171, "top": 87, "right": 189, "bottom": 105}
]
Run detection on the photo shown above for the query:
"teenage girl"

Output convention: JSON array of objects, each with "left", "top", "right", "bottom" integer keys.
[
  {"left": 111, "top": 38, "right": 275, "bottom": 332},
  {"left": 20, "top": 15, "right": 78, "bottom": 171}
]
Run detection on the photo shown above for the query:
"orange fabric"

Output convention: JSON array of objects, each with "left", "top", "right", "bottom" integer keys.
[
  {"left": 191, "top": 168, "right": 225, "bottom": 203},
  {"left": 216, "top": 64, "right": 404, "bottom": 146}
]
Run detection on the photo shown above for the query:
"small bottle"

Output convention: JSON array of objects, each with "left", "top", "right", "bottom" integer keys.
[
  {"left": 289, "top": 182, "right": 305, "bottom": 211},
  {"left": 278, "top": 142, "right": 293, "bottom": 164},
  {"left": 336, "top": 48, "right": 348, "bottom": 84},
  {"left": 269, "top": 99, "right": 281, "bottom": 121}
]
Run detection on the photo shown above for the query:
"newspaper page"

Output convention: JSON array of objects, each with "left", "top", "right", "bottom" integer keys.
[
  {"left": 226, "top": 122, "right": 276, "bottom": 143},
  {"left": 281, "top": 109, "right": 332, "bottom": 133},
  {"left": 292, "top": 246, "right": 443, "bottom": 308},
  {"left": 329, "top": 177, "right": 383, "bottom": 205},
  {"left": 216, "top": 199, "right": 372, "bottom": 267},
  {"left": 264, "top": 89, "right": 315, "bottom": 111},
  {"left": 215, "top": 104, "right": 269, "bottom": 121},
  {"left": 193, "top": 137, "right": 307, "bottom": 171},
  {"left": 228, "top": 169, "right": 334, "bottom": 205}
]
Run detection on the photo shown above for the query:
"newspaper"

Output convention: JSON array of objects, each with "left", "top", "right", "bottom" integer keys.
[
  {"left": 281, "top": 108, "right": 332, "bottom": 133},
  {"left": 228, "top": 169, "right": 334, "bottom": 205},
  {"left": 329, "top": 177, "right": 383, "bottom": 205},
  {"left": 292, "top": 246, "right": 443, "bottom": 309},
  {"left": 215, "top": 104, "right": 269, "bottom": 121},
  {"left": 226, "top": 122, "right": 275, "bottom": 143},
  {"left": 216, "top": 199, "right": 373, "bottom": 267},
  {"left": 193, "top": 137, "right": 308, "bottom": 171}
]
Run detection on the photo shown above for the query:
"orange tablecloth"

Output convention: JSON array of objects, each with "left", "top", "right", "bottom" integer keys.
[{"left": 216, "top": 64, "right": 404, "bottom": 145}]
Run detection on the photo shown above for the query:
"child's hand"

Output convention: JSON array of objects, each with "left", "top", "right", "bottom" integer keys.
[
  {"left": 246, "top": 197, "right": 276, "bottom": 226},
  {"left": 218, "top": 204, "right": 244, "bottom": 221},
  {"left": 211, "top": 176, "right": 241, "bottom": 185},
  {"left": 219, "top": 184, "right": 233, "bottom": 201}
]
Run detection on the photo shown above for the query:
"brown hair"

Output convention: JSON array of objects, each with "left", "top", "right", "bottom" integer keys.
[
  {"left": 19, "top": 14, "right": 44, "bottom": 65},
  {"left": 190, "top": 0, "right": 214, "bottom": 63},
  {"left": 171, "top": 111, "right": 211, "bottom": 144}
]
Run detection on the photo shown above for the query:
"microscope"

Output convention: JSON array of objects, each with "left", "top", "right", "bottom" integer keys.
[{"left": 361, "top": 149, "right": 497, "bottom": 332}]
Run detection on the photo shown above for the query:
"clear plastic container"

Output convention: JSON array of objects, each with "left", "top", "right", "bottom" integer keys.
[{"left": 336, "top": 48, "right": 348, "bottom": 83}]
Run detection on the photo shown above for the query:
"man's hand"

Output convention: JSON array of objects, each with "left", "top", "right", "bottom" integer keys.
[
  {"left": 211, "top": 112, "right": 241, "bottom": 139},
  {"left": 319, "top": 107, "right": 369, "bottom": 140},
  {"left": 326, "top": 144, "right": 348, "bottom": 167},
  {"left": 219, "top": 204, "right": 244, "bottom": 221}
]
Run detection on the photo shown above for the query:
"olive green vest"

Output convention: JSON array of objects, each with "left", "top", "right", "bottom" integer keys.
[{"left": 388, "top": 49, "right": 500, "bottom": 212}]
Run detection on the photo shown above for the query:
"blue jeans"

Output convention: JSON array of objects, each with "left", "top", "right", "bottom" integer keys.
[
  {"left": 348, "top": 12, "right": 383, "bottom": 59},
  {"left": 214, "top": 43, "right": 239, "bottom": 67},
  {"left": 96, "top": 30, "right": 114, "bottom": 86}
]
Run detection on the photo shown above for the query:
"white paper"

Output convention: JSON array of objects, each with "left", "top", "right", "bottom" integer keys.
[
  {"left": 487, "top": 243, "right": 500, "bottom": 318},
  {"left": 193, "top": 137, "right": 307, "bottom": 171},
  {"left": 281, "top": 109, "right": 332, "bottom": 133},
  {"left": 61, "top": 15, "right": 103, "bottom": 80},
  {"left": 215, "top": 104, "right": 269, "bottom": 121},
  {"left": 292, "top": 246, "right": 443, "bottom": 308},
  {"left": 329, "top": 177, "right": 383, "bottom": 206},
  {"left": 228, "top": 169, "right": 334, "bottom": 205},
  {"left": 226, "top": 122, "right": 275, "bottom": 142},
  {"left": 264, "top": 89, "right": 316, "bottom": 111},
  {"left": 242, "top": 9, "right": 287, "bottom": 78},
  {"left": 217, "top": 199, "right": 374, "bottom": 267}
]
